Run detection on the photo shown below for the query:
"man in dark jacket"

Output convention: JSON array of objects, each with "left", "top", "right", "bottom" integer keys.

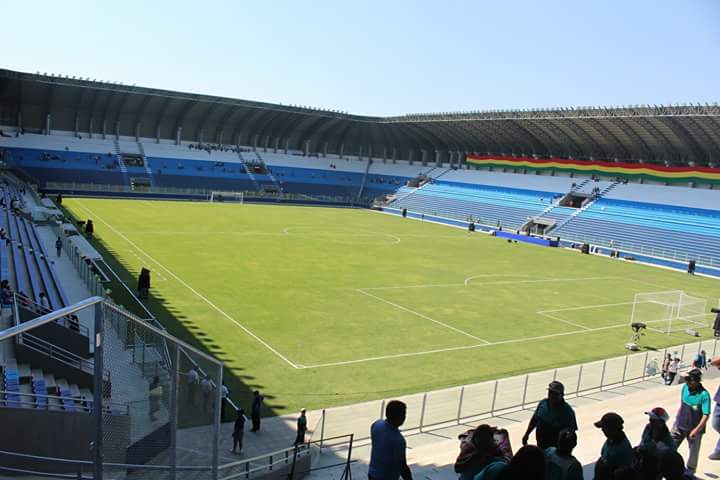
[
  {"left": 232, "top": 408, "right": 245, "bottom": 454},
  {"left": 522, "top": 381, "right": 577, "bottom": 449},
  {"left": 251, "top": 390, "right": 264, "bottom": 432}
]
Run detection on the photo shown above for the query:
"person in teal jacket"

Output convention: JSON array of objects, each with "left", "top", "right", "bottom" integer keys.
[{"left": 671, "top": 368, "right": 711, "bottom": 473}]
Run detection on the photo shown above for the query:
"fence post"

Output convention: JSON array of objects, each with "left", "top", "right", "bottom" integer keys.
[
  {"left": 521, "top": 375, "right": 529, "bottom": 409},
  {"left": 713, "top": 339, "right": 718, "bottom": 357},
  {"left": 92, "top": 302, "right": 104, "bottom": 480},
  {"left": 680, "top": 345, "right": 686, "bottom": 365},
  {"left": 575, "top": 365, "right": 583, "bottom": 397},
  {"left": 490, "top": 380, "right": 498, "bottom": 415},
  {"left": 642, "top": 351, "right": 649, "bottom": 380},
  {"left": 456, "top": 386, "right": 464, "bottom": 424},
  {"left": 211, "top": 362, "right": 223, "bottom": 480},
  {"left": 419, "top": 393, "right": 427, "bottom": 432},
  {"left": 169, "top": 343, "right": 180, "bottom": 480},
  {"left": 319, "top": 409, "right": 326, "bottom": 452},
  {"left": 380, "top": 400, "right": 385, "bottom": 420},
  {"left": 621, "top": 354, "right": 629, "bottom": 386},
  {"left": 599, "top": 360, "right": 607, "bottom": 392}
]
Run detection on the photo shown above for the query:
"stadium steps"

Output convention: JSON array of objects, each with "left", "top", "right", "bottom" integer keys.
[
  {"left": 113, "top": 138, "right": 129, "bottom": 185},
  {"left": 138, "top": 141, "right": 154, "bottom": 186},
  {"left": 238, "top": 151, "right": 260, "bottom": 190}
]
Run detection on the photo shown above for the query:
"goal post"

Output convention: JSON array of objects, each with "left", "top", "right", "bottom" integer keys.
[
  {"left": 631, "top": 291, "right": 708, "bottom": 334},
  {"left": 208, "top": 191, "right": 244, "bottom": 204}
]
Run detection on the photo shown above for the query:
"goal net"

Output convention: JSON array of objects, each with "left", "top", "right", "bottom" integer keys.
[
  {"left": 631, "top": 291, "right": 708, "bottom": 334},
  {"left": 208, "top": 191, "right": 244, "bottom": 203}
]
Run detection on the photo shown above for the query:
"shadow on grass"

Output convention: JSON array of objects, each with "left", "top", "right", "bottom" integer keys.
[{"left": 60, "top": 205, "right": 286, "bottom": 424}]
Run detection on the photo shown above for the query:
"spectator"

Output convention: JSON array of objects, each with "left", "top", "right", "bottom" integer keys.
[
  {"left": 692, "top": 350, "right": 706, "bottom": 369},
  {"left": 522, "top": 381, "right": 577, "bottom": 449},
  {"left": 638, "top": 407, "right": 675, "bottom": 457},
  {"left": 55, "top": 237, "right": 62, "bottom": 257},
  {"left": 671, "top": 368, "right": 710, "bottom": 473},
  {"left": 68, "top": 314, "right": 80, "bottom": 332},
  {"left": 201, "top": 375, "right": 213, "bottom": 410},
  {"left": 661, "top": 354, "right": 672, "bottom": 383},
  {"left": 221, "top": 382, "right": 230, "bottom": 419},
  {"left": 187, "top": 367, "right": 200, "bottom": 404},
  {"left": 475, "top": 445, "right": 546, "bottom": 480},
  {"left": 709, "top": 355, "right": 720, "bottom": 461},
  {"left": 666, "top": 356, "right": 680, "bottom": 385},
  {"left": 39, "top": 292, "right": 50, "bottom": 311},
  {"left": 294, "top": 408, "right": 307, "bottom": 446},
  {"left": 250, "top": 390, "right": 264, "bottom": 432},
  {"left": 149, "top": 375, "right": 162, "bottom": 421},
  {"left": 594, "top": 413, "right": 633, "bottom": 475},
  {"left": 544, "top": 429, "right": 583, "bottom": 480},
  {"left": 85, "top": 219, "right": 94, "bottom": 239},
  {"left": 231, "top": 408, "right": 245, "bottom": 454},
  {"left": 454, "top": 425, "right": 505, "bottom": 480},
  {"left": 369, "top": 400, "right": 412, "bottom": 480},
  {"left": 1, "top": 280, "right": 13, "bottom": 307}
]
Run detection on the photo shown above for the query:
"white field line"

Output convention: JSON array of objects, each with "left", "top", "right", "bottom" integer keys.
[
  {"left": 75, "top": 201, "right": 300, "bottom": 369},
  {"left": 301, "top": 321, "right": 633, "bottom": 369},
  {"left": 539, "top": 301, "right": 636, "bottom": 314},
  {"left": 536, "top": 311, "right": 592, "bottom": 331},
  {"left": 360, "top": 275, "right": 622, "bottom": 291},
  {"left": 464, "top": 274, "right": 531, "bottom": 285},
  {"left": 282, "top": 226, "right": 401, "bottom": 244},
  {"left": 356, "top": 289, "right": 490, "bottom": 344}
]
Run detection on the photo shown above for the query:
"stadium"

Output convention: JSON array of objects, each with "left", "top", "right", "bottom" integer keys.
[{"left": 0, "top": 3, "right": 719, "bottom": 480}]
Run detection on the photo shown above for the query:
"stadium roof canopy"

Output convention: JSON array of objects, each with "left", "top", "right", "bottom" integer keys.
[{"left": 1, "top": 68, "right": 719, "bottom": 166}]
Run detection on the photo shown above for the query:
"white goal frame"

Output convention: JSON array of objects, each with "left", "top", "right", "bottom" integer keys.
[
  {"left": 208, "top": 191, "right": 244, "bottom": 204},
  {"left": 631, "top": 290, "right": 708, "bottom": 334}
]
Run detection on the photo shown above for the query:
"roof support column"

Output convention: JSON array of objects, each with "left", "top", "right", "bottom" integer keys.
[
  {"left": 88, "top": 117, "right": 93, "bottom": 139},
  {"left": 408, "top": 150, "right": 414, "bottom": 165},
  {"left": 156, "top": 125, "right": 160, "bottom": 144},
  {"left": 198, "top": 129, "right": 204, "bottom": 144},
  {"left": 421, "top": 149, "right": 428, "bottom": 166},
  {"left": 115, "top": 121, "right": 120, "bottom": 141},
  {"left": 358, "top": 145, "right": 363, "bottom": 160},
  {"left": 284, "top": 138, "right": 289, "bottom": 154},
  {"left": 304, "top": 139, "right": 310, "bottom": 157},
  {"left": 263, "top": 136, "right": 269, "bottom": 152},
  {"left": 252, "top": 134, "right": 258, "bottom": 151},
  {"left": 135, "top": 123, "right": 141, "bottom": 142},
  {"left": 368, "top": 145, "right": 373, "bottom": 162},
  {"left": 45, "top": 114, "right": 51, "bottom": 136},
  {"left": 74, "top": 116, "right": 79, "bottom": 138},
  {"left": 17, "top": 111, "right": 22, "bottom": 134},
  {"left": 435, "top": 150, "right": 441, "bottom": 167},
  {"left": 322, "top": 142, "right": 328, "bottom": 158},
  {"left": 339, "top": 143, "right": 344, "bottom": 159},
  {"left": 102, "top": 120, "right": 107, "bottom": 140},
  {"left": 176, "top": 126, "right": 182, "bottom": 146},
  {"left": 392, "top": 147, "right": 397, "bottom": 164},
  {"left": 273, "top": 137, "right": 279, "bottom": 154},
  {"left": 382, "top": 146, "right": 387, "bottom": 163}
]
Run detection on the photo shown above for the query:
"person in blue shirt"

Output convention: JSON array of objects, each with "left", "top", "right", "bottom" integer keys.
[
  {"left": 671, "top": 368, "right": 711, "bottom": 472},
  {"left": 522, "top": 381, "right": 577, "bottom": 449},
  {"left": 369, "top": 400, "right": 412, "bottom": 480},
  {"left": 710, "top": 355, "right": 720, "bottom": 461},
  {"left": 594, "top": 412, "right": 633, "bottom": 476}
]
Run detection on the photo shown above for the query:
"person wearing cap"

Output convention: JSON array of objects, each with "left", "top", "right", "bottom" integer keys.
[
  {"left": 710, "top": 355, "right": 720, "bottom": 461},
  {"left": 638, "top": 407, "right": 676, "bottom": 457},
  {"left": 594, "top": 412, "right": 633, "bottom": 475},
  {"left": 671, "top": 367, "right": 710, "bottom": 472},
  {"left": 544, "top": 429, "right": 583, "bottom": 480},
  {"left": 522, "top": 381, "right": 577, "bottom": 450},
  {"left": 294, "top": 408, "right": 308, "bottom": 446}
]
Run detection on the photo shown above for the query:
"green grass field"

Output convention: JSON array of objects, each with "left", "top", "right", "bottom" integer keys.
[{"left": 63, "top": 198, "right": 718, "bottom": 415}]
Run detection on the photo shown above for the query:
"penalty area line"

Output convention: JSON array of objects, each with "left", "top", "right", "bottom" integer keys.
[
  {"left": 74, "top": 201, "right": 301, "bottom": 370},
  {"left": 356, "top": 289, "right": 490, "bottom": 344}
]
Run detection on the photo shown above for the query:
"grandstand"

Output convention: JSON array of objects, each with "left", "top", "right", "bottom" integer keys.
[{"left": 0, "top": 66, "right": 719, "bottom": 480}]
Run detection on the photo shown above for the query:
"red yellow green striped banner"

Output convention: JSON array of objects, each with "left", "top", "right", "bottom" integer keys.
[{"left": 466, "top": 155, "right": 720, "bottom": 184}]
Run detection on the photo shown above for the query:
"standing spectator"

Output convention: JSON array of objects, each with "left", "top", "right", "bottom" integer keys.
[
  {"left": 522, "top": 381, "right": 577, "bottom": 449},
  {"left": 671, "top": 368, "right": 711, "bottom": 473},
  {"left": 638, "top": 407, "right": 676, "bottom": 457},
  {"left": 294, "top": 408, "right": 307, "bottom": 446},
  {"left": 709, "top": 355, "right": 720, "bottom": 461},
  {"left": 475, "top": 445, "right": 546, "bottom": 480},
  {"left": 55, "top": 237, "right": 62, "bottom": 257},
  {"left": 149, "top": 375, "right": 162, "bottom": 421},
  {"left": 693, "top": 350, "right": 706, "bottom": 369},
  {"left": 56, "top": 192, "right": 62, "bottom": 205},
  {"left": 1, "top": 280, "right": 13, "bottom": 307},
  {"left": 187, "top": 366, "right": 200, "bottom": 405},
  {"left": 594, "top": 413, "right": 633, "bottom": 476},
  {"left": 368, "top": 400, "right": 412, "bottom": 480},
  {"left": 85, "top": 219, "right": 94, "bottom": 239},
  {"left": 666, "top": 356, "right": 680, "bottom": 385},
  {"left": 544, "top": 429, "right": 583, "bottom": 480},
  {"left": 231, "top": 408, "right": 245, "bottom": 454},
  {"left": 201, "top": 375, "right": 213, "bottom": 411},
  {"left": 39, "top": 292, "right": 50, "bottom": 311},
  {"left": 661, "top": 353, "right": 672, "bottom": 382},
  {"left": 250, "top": 390, "right": 264, "bottom": 432}
]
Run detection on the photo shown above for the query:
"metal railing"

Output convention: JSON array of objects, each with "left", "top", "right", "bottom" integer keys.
[{"left": 310, "top": 338, "right": 719, "bottom": 446}]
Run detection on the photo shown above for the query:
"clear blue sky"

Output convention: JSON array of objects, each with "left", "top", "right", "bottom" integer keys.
[{"left": 3, "top": 0, "right": 718, "bottom": 116}]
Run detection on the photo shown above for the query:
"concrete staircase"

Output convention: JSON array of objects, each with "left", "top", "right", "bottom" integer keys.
[
  {"left": 113, "top": 139, "right": 129, "bottom": 185},
  {"left": 552, "top": 180, "right": 620, "bottom": 231},
  {"left": 237, "top": 151, "right": 260, "bottom": 191},
  {"left": 138, "top": 142, "right": 154, "bottom": 186}
]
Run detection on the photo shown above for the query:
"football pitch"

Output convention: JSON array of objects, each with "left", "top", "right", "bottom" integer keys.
[{"left": 64, "top": 198, "right": 718, "bottom": 414}]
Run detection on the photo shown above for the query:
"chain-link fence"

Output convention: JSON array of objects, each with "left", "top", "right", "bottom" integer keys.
[
  {"left": 0, "top": 296, "right": 224, "bottom": 480},
  {"left": 311, "top": 337, "right": 720, "bottom": 446}
]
